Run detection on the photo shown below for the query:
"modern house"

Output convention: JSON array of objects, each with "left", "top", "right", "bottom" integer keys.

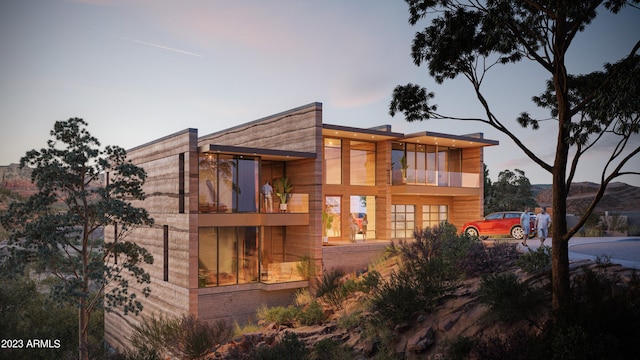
[{"left": 104, "top": 102, "right": 498, "bottom": 350}]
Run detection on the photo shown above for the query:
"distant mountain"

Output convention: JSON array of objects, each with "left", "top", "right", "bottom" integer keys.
[{"left": 535, "top": 181, "right": 640, "bottom": 215}]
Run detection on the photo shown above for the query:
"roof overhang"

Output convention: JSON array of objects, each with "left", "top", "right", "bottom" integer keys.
[
  {"left": 323, "top": 124, "right": 403, "bottom": 141},
  {"left": 199, "top": 144, "right": 316, "bottom": 161},
  {"left": 402, "top": 131, "right": 499, "bottom": 148}
]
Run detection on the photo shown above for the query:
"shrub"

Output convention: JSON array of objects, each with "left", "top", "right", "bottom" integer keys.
[
  {"left": 298, "top": 299, "right": 325, "bottom": 326},
  {"left": 254, "top": 332, "right": 308, "bottom": 360},
  {"left": 316, "top": 269, "right": 345, "bottom": 309},
  {"left": 456, "top": 241, "right": 520, "bottom": 277},
  {"left": 370, "top": 268, "right": 424, "bottom": 323},
  {"left": 477, "top": 272, "right": 545, "bottom": 323},
  {"left": 358, "top": 269, "right": 381, "bottom": 292},
  {"left": 171, "top": 315, "right": 233, "bottom": 360},
  {"left": 130, "top": 314, "right": 232, "bottom": 360},
  {"left": 516, "top": 245, "right": 552, "bottom": 273},
  {"left": 310, "top": 338, "right": 352, "bottom": 360},
  {"left": 257, "top": 305, "right": 300, "bottom": 327}
]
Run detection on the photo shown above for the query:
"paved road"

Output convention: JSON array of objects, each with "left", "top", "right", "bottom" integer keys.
[{"left": 520, "top": 237, "right": 640, "bottom": 269}]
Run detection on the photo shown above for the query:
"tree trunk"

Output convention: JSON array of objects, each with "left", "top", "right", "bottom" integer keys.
[
  {"left": 549, "top": 9, "right": 573, "bottom": 318},
  {"left": 79, "top": 301, "right": 89, "bottom": 360}
]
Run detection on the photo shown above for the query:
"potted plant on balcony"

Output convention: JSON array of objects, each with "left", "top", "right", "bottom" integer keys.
[
  {"left": 273, "top": 176, "right": 293, "bottom": 212},
  {"left": 400, "top": 155, "right": 408, "bottom": 182},
  {"left": 322, "top": 207, "right": 334, "bottom": 243}
]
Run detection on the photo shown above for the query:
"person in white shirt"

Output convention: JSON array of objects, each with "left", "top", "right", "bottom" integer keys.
[
  {"left": 520, "top": 207, "right": 532, "bottom": 247},
  {"left": 536, "top": 207, "right": 551, "bottom": 246},
  {"left": 262, "top": 180, "right": 273, "bottom": 213}
]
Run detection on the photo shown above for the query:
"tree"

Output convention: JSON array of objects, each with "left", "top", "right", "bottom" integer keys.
[
  {"left": 486, "top": 168, "right": 537, "bottom": 213},
  {"left": 389, "top": 0, "right": 640, "bottom": 316},
  {"left": 0, "top": 118, "right": 154, "bottom": 360}
]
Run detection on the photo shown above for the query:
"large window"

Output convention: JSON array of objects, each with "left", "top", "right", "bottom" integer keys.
[
  {"left": 199, "top": 226, "right": 280, "bottom": 287},
  {"left": 350, "top": 141, "right": 375, "bottom": 186},
  {"left": 199, "top": 227, "right": 254, "bottom": 287},
  {"left": 198, "top": 154, "right": 259, "bottom": 213},
  {"left": 391, "top": 142, "right": 461, "bottom": 186},
  {"left": 392, "top": 204, "right": 415, "bottom": 239},
  {"left": 324, "top": 196, "right": 341, "bottom": 238},
  {"left": 324, "top": 138, "right": 342, "bottom": 184},
  {"left": 350, "top": 195, "right": 375, "bottom": 240},
  {"left": 422, "top": 205, "right": 449, "bottom": 229}
]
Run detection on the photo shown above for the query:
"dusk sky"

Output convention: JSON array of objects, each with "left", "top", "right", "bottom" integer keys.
[{"left": 1, "top": 0, "right": 639, "bottom": 186}]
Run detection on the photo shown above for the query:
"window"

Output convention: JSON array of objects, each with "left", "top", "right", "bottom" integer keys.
[
  {"left": 324, "top": 138, "right": 342, "bottom": 184},
  {"left": 350, "top": 141, "right": 375, "bottom": 186},
  {"left": 198, "top": 154, "right": 259, "bottom": 213},
  {"left": 392, "top": 204, "right": 415, "bottom": 239},
  {"left": 163, "top": 225, "right": 169, "bottom": 282},
  {"left": 391, "top": 142, "right": 405, "bottom": 184},
  {"left": 438, "top": 147, "right": 449, "bottom": 186},
  {"left": 198, "top": 226, "right": 259, "bottom": 287},
  {"left": 422, "top": 205, "right": 448, "bottom": 229},
  {"left": 350, "top": 195, "right": 375, "bottom": 240},
  {"left": 449, "top": 148, "right": 462, "bottom": 186},
  {"left": 324, "top": 196, "right": 341, "bottom": 238}
]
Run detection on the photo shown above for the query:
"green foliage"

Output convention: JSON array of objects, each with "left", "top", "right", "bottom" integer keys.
[
  {"left": 485, "top": 168, "right": 538, "bottom": 213},
  {"left": 372, "top": 222, "right": 493, "bottom": 324},
  {"left": 257, "top": 305, "right": 300, "bottom": 327},
  {"left": 0, "top": 118, "right": 155, "bottom": 359},
  {"left": 316, "top": 269, "right": 345, "bottom": 309},
  {"left": 257, "top": 300, "right": 326, "bottom": 328},
  {"left": 0, "top": 275, "right": 104, "bottom": 360},
  {"left": 390, "top": 0, "right": 640, "bottom": 317},
  {"left": 298, "top": 299, "right": 325, "bottom": 326},
  {"left": 129, "top": 314, "right": 232, "bottom": 360},
  {"left": 273, "top": 176, "right": 293, "bottom": 204},
  {"left": 310, "top": 338, "right": 352, "bottom": 360},
  {"left": 443, "top": 336, "right": 476, "bottom": 360},
  {"left": 254, "top": 332, "right": 308, "bottom": 360},
  {"left": 516, "top": 245, "right": 552, "bottom": 273},
  {"left": 171, "top": 315, "right": 233, "bottom": 360},
  {"left": 477, "top": 272, "right": 545, "bottom": 323}
]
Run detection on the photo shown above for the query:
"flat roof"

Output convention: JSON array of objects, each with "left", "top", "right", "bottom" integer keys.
[
  {"left": 403, "top": 131, "right": 499, "bottom": 148},
  {"left": 322, "top": 124, "right": 404, "bottom": 141},
  {"left": 323, "top": 124, "right": 498, "bottom": 148},
  {"left": 199, "top": 144, "right": 316, "bottom": 161}
]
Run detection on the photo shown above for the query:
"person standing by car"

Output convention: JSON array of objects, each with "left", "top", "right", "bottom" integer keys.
[
  {"left": 536, "top": 207, "right": 551, "bottom": 246},
  {"left": 520, "top": 207, "right": 532, "bottom": 247}
]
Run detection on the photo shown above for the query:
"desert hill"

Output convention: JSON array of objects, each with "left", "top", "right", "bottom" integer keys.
[{"left": 534, "top": 181, "right": 640, "bottom": 215}]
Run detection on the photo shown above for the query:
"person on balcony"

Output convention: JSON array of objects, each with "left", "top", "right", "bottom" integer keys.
[{"left": 262, "top": 180, "right": 273, "bottom": 213}]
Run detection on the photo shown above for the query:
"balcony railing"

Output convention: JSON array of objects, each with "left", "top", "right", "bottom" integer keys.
[
  {"left": 391, "top": 170, "right": 480, "bottom": 188},
  {"left": 199, "top": 193, "right": 309, "bottom": 213}
]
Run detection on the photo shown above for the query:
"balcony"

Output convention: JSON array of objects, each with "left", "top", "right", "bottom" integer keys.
[
  {"left": 198, "top": 193, "right": 309, "bottom": 227},
  {"left": 391, "top": 170, "right": 480, "bottom": 188}
]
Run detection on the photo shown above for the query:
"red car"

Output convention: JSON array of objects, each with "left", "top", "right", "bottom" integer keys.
[{"left": 462, "top": 211, "right": 536, "bottom": 240}]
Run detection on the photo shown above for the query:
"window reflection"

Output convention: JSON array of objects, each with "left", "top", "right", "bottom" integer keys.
[
  {"left": 324, "top": 138, "right": 342, "bottom": 184},
  {"left": 350, "top": 141, "right": 375, "bottom": 186}
]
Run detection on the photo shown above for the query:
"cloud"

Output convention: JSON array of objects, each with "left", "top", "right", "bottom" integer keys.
[{"left": 118, "top": 37, "right": 204, "bottom": 57}]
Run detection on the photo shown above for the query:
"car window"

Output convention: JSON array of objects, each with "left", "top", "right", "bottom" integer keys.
[
  {"left": 504, "top": 213, "right": 520, "bottom": 219},
  {"left": 485, "top": 213, "right": 503, "bottom": 220}
]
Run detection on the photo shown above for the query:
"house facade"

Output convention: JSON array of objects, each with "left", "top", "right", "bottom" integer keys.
[{"left": 104, "top": 102, "right": 497, "bottom": 350}]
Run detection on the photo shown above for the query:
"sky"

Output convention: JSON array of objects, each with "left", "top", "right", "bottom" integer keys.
[{"left": 1, "top": 0, "right": 639, "bottom": 186}]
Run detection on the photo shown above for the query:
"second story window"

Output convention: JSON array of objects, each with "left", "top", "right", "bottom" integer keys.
[
  {"left": 350, "top": 141, "right": 375, "bottom": 186},
  {"left": 324, "top": 138, "right": 342, "bottom": 185}
]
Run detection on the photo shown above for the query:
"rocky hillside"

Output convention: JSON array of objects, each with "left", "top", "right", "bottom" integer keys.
[
  {"left": 209, "top": 256, "right": 638, "bottom": 360},
  {"left": 535, "top": 181, "right": 640, "bottom": 214}
]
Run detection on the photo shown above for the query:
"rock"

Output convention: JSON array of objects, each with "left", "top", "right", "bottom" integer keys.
[
  {"left": 394, "top": 322, "right": 411, "bottom": 333},
  {"left": 406, "top": 326, "right": 435, "bottom": 353}
]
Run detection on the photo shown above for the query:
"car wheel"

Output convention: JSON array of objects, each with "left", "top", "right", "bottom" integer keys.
[
  {"left": 511, "top": 226, "right": 524, "bottom": 240},
  {"left": 465, "top": 228, "right": 479, "bottom": 238}
]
